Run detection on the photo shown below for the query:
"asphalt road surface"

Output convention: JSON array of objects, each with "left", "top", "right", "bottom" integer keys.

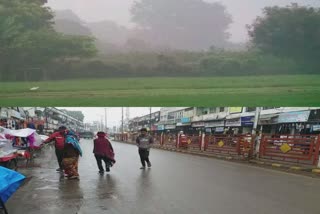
[{"left": 6, "top": 140, "right": 320, "bottom": 214}]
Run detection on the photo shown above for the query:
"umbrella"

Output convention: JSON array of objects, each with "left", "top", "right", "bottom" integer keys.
[{"left": 0, "top": 166, "right": 25, "bottom": 214}]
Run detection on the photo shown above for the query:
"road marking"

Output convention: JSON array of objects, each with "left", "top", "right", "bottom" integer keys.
[
  {"left": 312, "top": 169, "right": 320, "bottom": 173},
  {"left": 290, "top": 166, "right": 302, "bottom": 170}
]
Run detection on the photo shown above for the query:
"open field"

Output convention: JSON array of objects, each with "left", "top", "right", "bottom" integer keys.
[{"left": 1, "top": 75, "right": 320, "bottom": 106}]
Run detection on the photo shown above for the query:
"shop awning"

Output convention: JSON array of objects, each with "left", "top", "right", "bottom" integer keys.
[
  {"left": 259, "top": 114, "right": 279, "bottom": 120},
  {"left": 258, "top": 114, "right": 279, "bottom": 125}
]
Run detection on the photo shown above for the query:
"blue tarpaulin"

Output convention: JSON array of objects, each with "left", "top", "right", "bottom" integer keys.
[{"left": 0, "top": 166, "right": 25, "bottom": 203}]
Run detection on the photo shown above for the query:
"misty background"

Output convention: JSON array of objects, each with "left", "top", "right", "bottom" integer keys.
[
  {"left": 2, "top": 0, "right": 320, "bottom": 81},
  {"left": 47, "top": 0, "right": 319, "bottom": 53}
]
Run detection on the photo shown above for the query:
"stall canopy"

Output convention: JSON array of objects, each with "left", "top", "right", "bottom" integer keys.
[{"left": 0, "top": 127, "right": 43, "bottom": 148}]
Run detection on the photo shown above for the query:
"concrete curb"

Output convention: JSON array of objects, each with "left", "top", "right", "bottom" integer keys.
[
  {"left": 249, "top": 160, "right": 320, "bottom": 174},
  {"left": 116, "top": 141, "right": 320, "bottom": 175}
]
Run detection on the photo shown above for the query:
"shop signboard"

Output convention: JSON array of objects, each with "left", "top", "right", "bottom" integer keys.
[
  {"left": 165, "top": 125, "right": 176, "bottom": 130},
  {"left": 176, "top": 122, "right": 191, "bottom": 127},
  {"left": 205, "top": 121, "right": 225, "bottom": 127},
  {"left": 214, "top": 127, "right": 225, "bottom": 133},
  {"left": 225, "top": 118, "right": 241, "bottom": 127},
  {"left": 0, "top": 110, "right": 7, "bottom": 119},
  {"left": 278, "top": 111, "right": 310, "bottom": 123},
  {"left": 205, "top": 128, "right": 212, "bottom": 133},
  {"left": 192, "top": 122, "right": 205, "bottom": 127},
  {"left": 241, "top": 116, "right": 254, "bottom": 126},
  {"left": 312, "top": 125, "right": 320, "bottom": 132},
  {"left": 229, "top": 107, "right": 243, "bottom": 114},
  {"left": 181, "top": 117, "right": 191, "bottom": 123}
]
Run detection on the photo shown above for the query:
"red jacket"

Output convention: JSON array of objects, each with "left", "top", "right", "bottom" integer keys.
[
  {"left": 93, "top": 137, "right": 115, "bottom": 162},
  {"left": 44, "top": 132, "right": 65, "bottom": 150}
]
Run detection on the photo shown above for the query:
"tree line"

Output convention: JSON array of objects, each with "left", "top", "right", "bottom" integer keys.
[{"left": 0, "top": 1, "right": 319, "bottom": 81}]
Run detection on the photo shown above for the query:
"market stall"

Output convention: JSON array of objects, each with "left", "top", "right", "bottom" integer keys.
[{"left": 0, "top": 127, "right": 44, "bottom": 169}]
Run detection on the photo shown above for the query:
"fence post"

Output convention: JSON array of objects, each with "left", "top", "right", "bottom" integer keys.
[
  {"left": 200, "top": 133, "right": 206, "bottom": 151},
  {"left": 258, "top": 135, "right": 265, "bottom": 158},
  {"left": 176, "top": 134, "right": 180, "bottom": 149},
  {"left": 160, "top": 132, "right": 163, "bottom": 146},
  {"left": 236, "top": 136, "right": 241, "bottom": 155},
  {"left": 315, "top": 135, "right": 320, "bottom": 167},
  {"left": 250, "top": 134, "right": 255, "bottom": 159}
]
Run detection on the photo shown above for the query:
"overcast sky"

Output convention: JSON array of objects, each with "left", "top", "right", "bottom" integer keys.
[
  {"left": 47, "top": 0, "right": 319, "bottom": 42},
  {"left": 58, "top": 107, "right": 161, "bottom": 128}
]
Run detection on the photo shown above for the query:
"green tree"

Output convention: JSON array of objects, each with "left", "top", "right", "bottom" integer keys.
[
  {"left": 248, "top": 3, "right": 320, "bottom": 69},
  {"left": 0, "top": 0, "right": 97, "bottom": 81},
  {"left": 130, "top": 0, "right": 232, "bottom": 51}
]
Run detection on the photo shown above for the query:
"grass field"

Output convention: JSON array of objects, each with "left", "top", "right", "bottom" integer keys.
[{"left": 1, "top": 75, "right": 320, "bottom": 106}]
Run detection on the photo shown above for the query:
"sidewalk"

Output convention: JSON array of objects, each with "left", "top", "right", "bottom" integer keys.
[{"left": 117, "top": 140, "right": 320, "bottom": 176}]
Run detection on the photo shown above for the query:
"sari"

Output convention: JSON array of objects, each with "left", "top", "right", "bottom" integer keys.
[{"left": 62, "top": 131, "right": 82, "bottom": 179}]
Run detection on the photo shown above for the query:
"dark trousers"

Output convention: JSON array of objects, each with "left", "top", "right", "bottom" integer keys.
[
  {"left": 55, "top": 149, "right": 64, "bottom": 169},
  {"left": 95, "top": 155, "right": 112, "bottom": 172},
  {"left": 139, "top": 149, "right": 150, "bottom": 167}
]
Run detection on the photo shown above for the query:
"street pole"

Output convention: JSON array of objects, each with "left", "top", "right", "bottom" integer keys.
[
  {"left": 104, "top": 107, "right": 107, "bottom": 133},
  {"left": 252, "top": 107, "right": 261, "bottom": 135},
  {"left": 122, "top": 107, "right": 124, "bottom": 141},
  {"left": 100, "top": 116, "right": 103, "bottom": 131},
  {"left": 149, "top": 107, "right": 152, "bottom": 133}
]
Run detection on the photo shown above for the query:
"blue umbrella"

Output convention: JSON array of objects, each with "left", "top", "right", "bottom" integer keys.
[{"left": 0, "top": 166, "right": 25, "bottom": 213}]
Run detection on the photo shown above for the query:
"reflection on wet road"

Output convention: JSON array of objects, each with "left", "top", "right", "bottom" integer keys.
[{"left": 6, "top": 140, "right": 320, "bottom": 214}]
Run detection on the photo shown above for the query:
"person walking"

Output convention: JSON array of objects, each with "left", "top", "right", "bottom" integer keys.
[
  {"left": 136, "top": 128, "right": 154, "bottom": 169},
  {"left": 43, "top": 126, "right": 67, "bottom": 172},
  {"left": 62, "top": 130, "right": 82, "bottom": 180},
  {"left": 93, "top": 132, "right": 116, "bottom": 174}
]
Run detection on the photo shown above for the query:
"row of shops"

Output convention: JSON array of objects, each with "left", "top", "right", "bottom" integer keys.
[
  {"left": 127, "top": 108, "right": 320, "bottom": 136},
  {"left": 0, "top": 107, "right": 84, "bottom": 135}
]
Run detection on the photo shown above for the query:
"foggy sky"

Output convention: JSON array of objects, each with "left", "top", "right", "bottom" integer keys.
[
  {"left": 47, "top": 0, "right": 320, "bottom": 43},
  {"left": 59, "top": 107, "right": 161, "bottom": 128}
]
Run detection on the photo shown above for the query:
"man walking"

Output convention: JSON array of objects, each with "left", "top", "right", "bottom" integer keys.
[
  {"left": 136, "top": 128, "right": 154, "bottom": 169},
  {"left": 43, "top": 126, "right": 67, "bottom": 172},
  {"left": 93, "top": 131, "right": 116, "bottom": 174}
]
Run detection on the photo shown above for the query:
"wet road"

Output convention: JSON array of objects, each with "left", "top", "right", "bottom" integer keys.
[{"left": 6, "top": 140, "right": 320, "bottom": 214}]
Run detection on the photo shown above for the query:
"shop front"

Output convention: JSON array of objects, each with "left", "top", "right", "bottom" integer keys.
[
  {"left": 204, "top": 120, "right": 225, "bottom": 134},
  {"left": 225, "top": 118, "right": 242, "bottom": 134},
  {"left": 164, "top": 124, "right": 177, "bottom": 134},
  {"left": 191, "top": 122, "right": 205, "bottom": 135},
  {"left": 241, "top": 116, "right": 254, "bottom": 134},
  {"left": 258, "top": 114, "right": 279, "bottom": 134},
  {"left": 276, "top": 111, "right": 310, "bottom": 135},
  {"left": 308, "top": 109, "right": 320, "bottom": 134},
  {"left": 177, "top": 117, "right": 192, "bottom": 134}
]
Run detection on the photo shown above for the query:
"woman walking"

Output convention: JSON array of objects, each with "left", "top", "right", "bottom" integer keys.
[
  {"left": 62, "top": 130, "right": 82, "bottom": 180},
  {"left": 93, "top": 132, "right": 116, "bottom": 174}
]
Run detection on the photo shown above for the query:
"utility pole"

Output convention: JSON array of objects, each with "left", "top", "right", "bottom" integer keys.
[
  {"left": 104, "top": 108, "right": 107, "bottom": 133},
  {"left": 121, "top": 107, "right": 124, "bottom": 141},
  {"left": 252, "top": 107, "right": 261, "bottom": 135},
  {"left": 149, "top": 107, "right": 152, "bottom": 132}
]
